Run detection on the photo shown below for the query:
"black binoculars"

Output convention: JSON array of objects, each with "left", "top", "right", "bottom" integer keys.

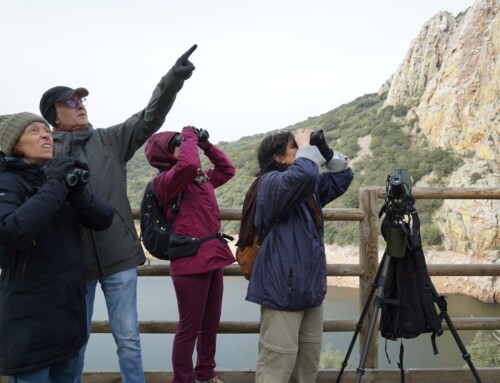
[
  {"left": 65, "top": 168, "right": 90, "bottom": 187},
  {"left": 310, "top": 129, "right": 325, "bottom": 147}
]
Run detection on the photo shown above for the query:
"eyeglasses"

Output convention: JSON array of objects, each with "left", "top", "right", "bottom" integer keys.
[{"left": 61, "top": 98, "right": 87, "bottom": 108}]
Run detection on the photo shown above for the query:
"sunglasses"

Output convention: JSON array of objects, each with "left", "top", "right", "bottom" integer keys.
[
  {"left": 61, "top": 98, "right": 87, "bottom": 108},
  {"left": 270, "top": 131, "right": 285, "bottom": 147}
]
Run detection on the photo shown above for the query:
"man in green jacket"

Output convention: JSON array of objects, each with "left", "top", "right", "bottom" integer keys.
[{"left": 39, "top": 44, "right": 197, "bottom": 383}]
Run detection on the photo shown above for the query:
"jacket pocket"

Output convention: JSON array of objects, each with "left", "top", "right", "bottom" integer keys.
[{"left": 6, "top": 282, "right": 83, "bottom": 320}]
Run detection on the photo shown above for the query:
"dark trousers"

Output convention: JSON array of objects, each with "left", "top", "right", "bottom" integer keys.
[{"left": 171, "top": 268, "right": 224, "bottom": 383}]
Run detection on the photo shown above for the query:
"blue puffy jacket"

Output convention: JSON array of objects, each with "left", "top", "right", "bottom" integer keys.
[{"left": 246, "top": 146, "right": 354, "bottom": 311}]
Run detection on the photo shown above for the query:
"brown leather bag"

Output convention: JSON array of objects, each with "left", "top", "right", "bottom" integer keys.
[
  {"left": 236, "top": 177, "right": 261, "bottom": 280},
  {"left": 235, "top": 232, "right": 260, "bottom": 280}
]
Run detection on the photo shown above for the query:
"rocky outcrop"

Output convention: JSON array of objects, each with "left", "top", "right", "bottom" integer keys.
[{"left": 384, "top": 0, "right": 499, "bottom": 262}]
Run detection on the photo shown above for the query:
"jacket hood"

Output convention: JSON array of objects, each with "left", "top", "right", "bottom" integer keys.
[
  {"left": 144, "top": 131, "right": 179, "bottom": 171},
  {"left": 0, "top": 153, "right": 45, "bottom": 185}
]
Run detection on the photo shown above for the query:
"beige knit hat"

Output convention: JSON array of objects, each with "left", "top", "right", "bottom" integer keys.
[{"left": 0, "top": 112, "right": 49, "bottom": 156}]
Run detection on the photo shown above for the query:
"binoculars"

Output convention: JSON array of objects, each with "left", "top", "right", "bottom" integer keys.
[
  {"left": 65, "top": 168, "right": 90, "bottom": 187},
  {"left": 310, "top": 130, "right": 325, "bottom": 147}
]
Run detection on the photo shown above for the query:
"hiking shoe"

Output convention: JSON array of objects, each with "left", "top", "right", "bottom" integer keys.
[{"left": 194, "top": 377, "right": 223, "bottom": 383}]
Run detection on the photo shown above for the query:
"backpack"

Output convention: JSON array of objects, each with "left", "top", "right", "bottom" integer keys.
[
  {"left": 379, "top": 207, "right": 447, "bottom": 380},
  {"left": 235, "top": 177, "right": 261, "bottom": 280},
  {"left": 139, "top": 181, "right": 182, "bottom": 260}
]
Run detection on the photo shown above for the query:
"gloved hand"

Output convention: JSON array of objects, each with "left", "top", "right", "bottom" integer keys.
[
  {"left": 194, "top": 128, "right": 209, "bottom": 142},
  {"left": 182, "top": 125, "right": 197, "bottom": 136},
  {"left": 172, "top": 44, "right": 197, "bottom": 80},
  {"left": 310, "top": 130, "right": 334, "bottom": 161},
  {"left": 193, "top": 127, "right": 211, "bottom": 151},
  {"left": 74, "top": 160, "right": 89, "bottom": 173},
  {"left": 43, "top": 157, "right": 76, "bottom": 183},
  {"left": 198, "top": 139, "right": 213, "bottom": 152}
]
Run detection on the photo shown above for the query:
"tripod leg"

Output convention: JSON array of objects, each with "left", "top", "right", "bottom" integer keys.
[
  {"left": 336, "top": 253, "right": 387, "bottom": 383},
  {"left": 431, "top": 284, "right": 483, "bottom": 383},
  {"left": 355, "top": 254, "right": 392, "bottom": 383},
  {"left": 443, "top": 313, "right": 483, "bottom": 383}
]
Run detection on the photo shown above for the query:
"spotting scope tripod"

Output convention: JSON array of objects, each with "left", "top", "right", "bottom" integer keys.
[{"left": 335, "top": 170, "right": 482, "bottom": 383}]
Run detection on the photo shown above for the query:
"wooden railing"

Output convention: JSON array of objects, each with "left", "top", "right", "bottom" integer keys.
[
  {"left": 94, "top": 187, "right": 500, "bottom": 382},
  {"left": 3, "top": 187, "right": 498, "bottom": 383}
]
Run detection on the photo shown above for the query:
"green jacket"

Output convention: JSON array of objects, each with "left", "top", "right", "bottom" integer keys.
[{"left": 53, "top": 69, "right": 185, "bottom": 279}]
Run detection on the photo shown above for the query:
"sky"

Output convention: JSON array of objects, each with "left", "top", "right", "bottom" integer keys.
[{"left": 0, "top": 0, "right": 475, "bottom": 144}]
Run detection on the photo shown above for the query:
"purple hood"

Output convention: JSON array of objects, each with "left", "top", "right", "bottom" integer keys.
[{"left": 144, "top": 131, "right": 178, "bottom": 171}]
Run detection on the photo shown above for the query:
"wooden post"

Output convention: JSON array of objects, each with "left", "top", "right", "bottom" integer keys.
[{"left": 358, "top": 187, "right": 381, "bottom": 368}]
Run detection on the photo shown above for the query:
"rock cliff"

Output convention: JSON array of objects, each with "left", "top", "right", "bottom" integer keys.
[
  {"left": 385, "top": 0, "right": 499, "bottom": 262},
  {"left": 383, "top": 0, "right": 499, "bottom": 302}
]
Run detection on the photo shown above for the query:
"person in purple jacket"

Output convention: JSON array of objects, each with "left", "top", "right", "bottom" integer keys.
[
  {"left": 144, "top": 126, "right": 235, "bottom": 383},
  {"left": 246, "top": 128, "right": 354, "bottom": 383}
]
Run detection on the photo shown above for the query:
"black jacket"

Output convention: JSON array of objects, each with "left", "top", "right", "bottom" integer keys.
[{"left": 0, "top": 156, "right": 114, "bottom": 375}]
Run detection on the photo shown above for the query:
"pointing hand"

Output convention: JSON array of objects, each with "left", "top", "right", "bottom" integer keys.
[{"left": 172, "top": 44, "right": 197, "bottom": 80}]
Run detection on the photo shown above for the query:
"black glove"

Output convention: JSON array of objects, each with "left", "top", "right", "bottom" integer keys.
[
  {"left": 172, "top": 44, "right": 197, "bottom": 80},
  {"left": 43, "top": 157, "right": 76, "bottom": 183},
  {"left": 310, "top": 130, "right": 334, "bottom": 161},
  {"left": 194, "top": 128, "right": 209, "bottom": 142}
]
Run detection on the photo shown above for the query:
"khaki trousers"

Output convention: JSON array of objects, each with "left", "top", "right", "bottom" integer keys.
[{"left": 256, "top": 304, "right": 323, "bottom": 383}]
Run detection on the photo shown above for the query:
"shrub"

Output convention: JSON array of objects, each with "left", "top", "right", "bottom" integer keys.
[
  {"left": 319, "top": 343, "right": 347, "bottom": 369},
  {"left": 466, "top": 331, "right": 500, "bottom": 367},
  {"left": 421, "top": 224, "right": 442, "bottom": 246},
  {"left": 470, "top": 172, "right": 482, "bottom": 184}
]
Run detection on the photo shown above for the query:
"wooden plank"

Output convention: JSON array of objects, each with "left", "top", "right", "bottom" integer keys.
[
  {"left": 132, "top": 207, "right": 366, "bottom": 221},
  {"left": 376, "top": 187, "right": 500, "bottom": 200},
  {"left": 136, "top": 263, "right": 500, "bottom": 278},
  {"left": 71, "top": 368, "right": 500, "bottom": 383},
  {"left": 90, "top": 316, "right": 500, "bottom": 334},
  {"left": 137, "top": 263, "right": 366, "bottom": 277}
]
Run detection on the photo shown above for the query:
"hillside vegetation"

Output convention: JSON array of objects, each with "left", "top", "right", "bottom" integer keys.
[{"left": 126, "top": 91, "right": 462, "bottom": 247}]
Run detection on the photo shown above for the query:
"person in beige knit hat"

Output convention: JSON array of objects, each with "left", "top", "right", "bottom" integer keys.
[
  {"left": 0, "top": 112, "right": 51, "bottom": 158},
  {"left": 0, "top": 112, "right": 115, "bottom": 382}
]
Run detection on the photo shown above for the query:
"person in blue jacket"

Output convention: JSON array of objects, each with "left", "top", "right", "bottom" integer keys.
[
  {"left": 246, "top": 128, "right": 354, "bottom": 383},
  {"left": 0, "top": 112, "right": 114, "bottom": 383}
]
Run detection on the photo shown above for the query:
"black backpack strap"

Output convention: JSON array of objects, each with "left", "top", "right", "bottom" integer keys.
[
  {"left": 198, "top": 231, "right": 235, "bottom": 245},
  {"left": 161, "top": 191, "right": 183, "bottom": 232},
  {"left": 431, "top": 295, "right": 448, "bottom": 354},
  {"left": 411, "top": 209, "right": 446, "bottom": 355},
  {"left": 397, "top": 340, "right": 405, "bottom": 383},
  {"left": 384, "top": 338, "right": 391, "bottom": 364}
]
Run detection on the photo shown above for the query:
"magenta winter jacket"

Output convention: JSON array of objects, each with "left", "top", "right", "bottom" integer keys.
[{"left": 144, "top": 128, "right": 236, "bottom": 276}]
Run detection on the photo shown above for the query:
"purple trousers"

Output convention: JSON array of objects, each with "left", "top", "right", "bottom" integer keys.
[{"left": 171, "top": 268, "right": 224, "bottom": 383}]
